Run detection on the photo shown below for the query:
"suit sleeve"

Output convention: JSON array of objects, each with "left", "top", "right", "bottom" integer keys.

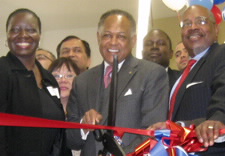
[
  {"left": 66, "top": 78, "right": 86, "bottom": 150},
  {"left": 206, "top": 59, "right": 225, "bottom": 124},
  {"left": 141, "top": 65, "right": 169, "bottom": 126}
]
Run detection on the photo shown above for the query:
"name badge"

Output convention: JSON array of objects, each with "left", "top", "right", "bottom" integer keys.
[{"left": 47, "top": 86, "right": 60, "bottom": 99}]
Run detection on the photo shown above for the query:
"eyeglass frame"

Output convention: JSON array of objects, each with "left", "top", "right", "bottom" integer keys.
[
  {"left": 52, "top": 74, "right": 76, "bottom": 80},
  {"left": 179, "top": 16, "right": 215, "bottom": 29}
]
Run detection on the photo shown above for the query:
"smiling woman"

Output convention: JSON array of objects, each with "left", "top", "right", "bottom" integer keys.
[
  {"left": 49, "top": 57, "right": 80, "bottom": 114},
  {"left": 6, "top": 9, "right": 41, "bottom": 60},
  {"left": 0, "top": 8, "right": 72, "bottom": 156}
]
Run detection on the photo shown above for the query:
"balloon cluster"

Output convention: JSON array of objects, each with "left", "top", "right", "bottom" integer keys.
[{"left": 162, "top": 0, "right": 225, "bottom": 24}]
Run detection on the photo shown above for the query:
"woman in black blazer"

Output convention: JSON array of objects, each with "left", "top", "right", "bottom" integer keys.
[{"left": 0, "top": 8, "right": 71, "bottom": 156}]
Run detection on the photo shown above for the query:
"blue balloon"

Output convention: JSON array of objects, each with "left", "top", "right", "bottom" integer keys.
[
  {"left": 214, "top": 0, "right": 225, "bottom": 5},
  {"left": 188, "top": 0, "right": 214, "bottom": 10}
]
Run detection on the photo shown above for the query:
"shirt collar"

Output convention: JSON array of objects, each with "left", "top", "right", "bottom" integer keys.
[
  {"left": 165, "top": 67, "right": 168, "bottom": 72},
  {"left": 104, "top": 60, "right": 125, "bottom": 74},
  {"left": 192, "top": 47, "right": 209, "bottom": 61}
]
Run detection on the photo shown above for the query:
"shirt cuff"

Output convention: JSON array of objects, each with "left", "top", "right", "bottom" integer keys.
[
  {"left": 176, "top": 121, "right": 185, "bottom": 127},
  {"left": 215, "top": 135, "right": 225, "bottom": 143}
]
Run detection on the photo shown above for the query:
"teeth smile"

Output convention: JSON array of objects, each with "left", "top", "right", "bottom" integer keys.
[
  {"left": 189, "top": 35, "right": 200, "bottom": 40},
  {"left": 16, "top": 43, "right": 30, "bottom": 46},
  {"left": 109, "top": 49, "right": 119, "bottom": 53},
  {"left": 189, "top": 34, "right": 201, "bottom": 39}
]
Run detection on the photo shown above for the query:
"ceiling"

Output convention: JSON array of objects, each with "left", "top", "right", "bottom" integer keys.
[
  {"left": 0, "top": 0, "right": 177, "bottom": 33},
  {"left": 1, "top": 0, "right": 224, "bottom": 37}
]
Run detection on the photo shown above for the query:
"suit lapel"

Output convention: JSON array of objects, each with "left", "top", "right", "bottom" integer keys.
[
  {"left": 87, "top": 63, "right": 112, "bottom": 125},
  {"left": 117, "top": 55, "right": 138, "bottom": 99},
  {"left": 172, "top": 45, "right": 217, "bottom": 120},
  {"left": 87, "top": 64, "right": 104, "bottom": 112},
  {"left": 100, "top": 56, "right": 138, "bottom": 125}
]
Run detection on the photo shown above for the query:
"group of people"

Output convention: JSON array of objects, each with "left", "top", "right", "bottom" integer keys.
[{"left": 0, "top": 4, "right": 225, "bottom": 156}]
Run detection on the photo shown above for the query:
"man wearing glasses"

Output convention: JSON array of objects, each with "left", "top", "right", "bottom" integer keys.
[{"left": 148, "top": 5, "right": 225, "bottom": 156}]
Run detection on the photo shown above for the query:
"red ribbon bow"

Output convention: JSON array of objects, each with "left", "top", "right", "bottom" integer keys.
[{"left": 132, "top": 121, "right": 208, "bottom": 156}]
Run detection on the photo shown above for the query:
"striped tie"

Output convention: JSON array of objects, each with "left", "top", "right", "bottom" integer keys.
[{"left": 168, "top": 59, "right": 197, "bottom": 120}]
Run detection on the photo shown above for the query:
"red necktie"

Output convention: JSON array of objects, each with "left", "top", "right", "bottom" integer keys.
[
  {"left": 104, "top": 65, "right": 113, "bottom": 88},
  {"left": 168, "top": 59, "right": 197, "bottom": 120}
]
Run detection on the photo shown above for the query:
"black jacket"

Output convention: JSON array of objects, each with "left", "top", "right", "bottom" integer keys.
[
  {"left": 0, "top": 52, "right": 71, "bottom": 156},
  {"left": 167, "top": 67, "right": 181, "bottom": 90},
  {"left": 172, "top": 44, "right": 225, "bottom": 156}
]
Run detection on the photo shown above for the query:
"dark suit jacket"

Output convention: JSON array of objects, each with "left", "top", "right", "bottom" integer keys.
[
  {"left": 0, "top": 52, "right": 70, "bottom": 156},
  {"left": 66, "top": 55, "right": 169, "bottom": 155},
  {"left": 171, "top": 43, "right": 225, "bottom": 156},
  {"left": 167, "top": 67, "right": 181, "bottom": 90}
]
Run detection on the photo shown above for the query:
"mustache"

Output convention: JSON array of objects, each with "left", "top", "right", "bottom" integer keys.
[
  {"left": 187, "top": 29, "right": 202, "bottom": 35},
  {"left": 149, "top": 47, "right": 160, "bottom": 52}
]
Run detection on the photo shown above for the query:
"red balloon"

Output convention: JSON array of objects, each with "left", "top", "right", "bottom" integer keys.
[{"left": 211, "top": 5, "right": 222, "bottom": 24}]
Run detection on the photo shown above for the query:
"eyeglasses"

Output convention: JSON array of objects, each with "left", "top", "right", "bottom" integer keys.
[
  {"left": 36, "top": 54, "right": 53, "bottom": 62},
  {"left": 180, "top": 16, "right": 213, "bottom": 29},
  {"left": 53, "top": 74, "right": 75, "bottom": 80}
]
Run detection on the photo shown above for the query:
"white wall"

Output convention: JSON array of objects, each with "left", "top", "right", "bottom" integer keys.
[
  {"left": 0, "top": 26, "right": 103, "bottom": 68},
  {"left": 0, "top": 31, "right": 8, "bottom": 57}
]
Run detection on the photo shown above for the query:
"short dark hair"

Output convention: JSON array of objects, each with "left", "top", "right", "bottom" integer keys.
[
  {"left": 36, "top": 48, "right": 56, "bottom": 60},
  {"left": 6, "top": 8, "right": 41, "bottom": 33},
  {"left": 98, "top": 9, "right": 136, "bottom": 34},
  {"left": 48, "top": 57, "right": 80, "bottom": 76},
  {"left": 146, "top": 29, "right": 172, "bottom": 50},
  {"left": 56, "top": 35, "right": 91, "bottom": 58}
]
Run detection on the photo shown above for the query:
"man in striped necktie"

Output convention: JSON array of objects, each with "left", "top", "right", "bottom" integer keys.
[
  {"left": 66, "top": 9, "right": 169, "bottom": 156},
  {"left": 148, "top": 5, "right": 225, "bottom": 156}
]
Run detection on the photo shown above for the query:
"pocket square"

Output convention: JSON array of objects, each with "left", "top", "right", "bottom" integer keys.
[
  {"left": 124, "top": 88, "right": 132, "bottom": 96},
  {"left": 186, "top": 81, "right": 203, "bottom": 89}
]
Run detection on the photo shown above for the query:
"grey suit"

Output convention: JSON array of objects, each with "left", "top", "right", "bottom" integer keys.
[{"left": 66, "top": 55, "right": 169, "bottom": 155}]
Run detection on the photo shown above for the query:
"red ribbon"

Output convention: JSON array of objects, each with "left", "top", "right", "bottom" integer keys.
[
  {"left": 0, "top": 113, "right": 154, "bottom": 137},
  {"left": 1, "top": 113, "right": 225, "bottom": 155}
]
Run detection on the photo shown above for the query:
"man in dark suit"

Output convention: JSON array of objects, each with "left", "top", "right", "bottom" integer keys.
[
  {"left": 66, "top": 9, "right": 169, "bottom": 155},
  {"left": 148, "top": 5, "right": 225, "bottom": 156},
  {"left": 142, "top": 29, "right": 181, "bottom": 89}
]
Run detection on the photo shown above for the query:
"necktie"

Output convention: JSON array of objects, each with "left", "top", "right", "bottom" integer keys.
[
  {"left": 104, "top": 65, "right": 113, "bottom": 88},
  {"left": 168, "top": 59, "right": 197, "bottom": 120}
]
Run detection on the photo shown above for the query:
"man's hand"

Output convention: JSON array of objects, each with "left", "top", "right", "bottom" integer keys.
[
  {"left": 196, "top": 120, "right": 225, "bottom": 147},
  {"left": 147, "top": 122, "right": 167, "bottom": 130},
  {"left": 82, "top": 109, "right": 103, "bottom": 134}
]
